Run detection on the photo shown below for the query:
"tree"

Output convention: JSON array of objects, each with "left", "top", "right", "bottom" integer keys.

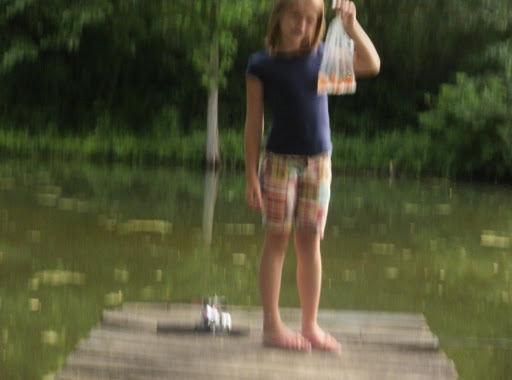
[
  {"left": 417, "top": 0, "right": 512, "bottom": 180},
  {"left": 162, "top": 0, "right": 269, "bottom": 168},
  {"left": 0, "top": 0, "right": 115, "bottom": 130},
  {"left": 0, "top": 0, "right": 113, "bottom": 73},
  {"left": 329, "top": 0, "right": 512, "bottom": 135}
]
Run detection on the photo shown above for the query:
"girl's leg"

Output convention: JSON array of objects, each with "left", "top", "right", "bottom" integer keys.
[
  {"left": 260, "top": 230, "right": 311, "bottom": 351},
  {"left": 294, "top": 230, "right": 322, "bottom": 331},
  {"left": 295, "top": 229, "right": 341, "bottom": 355},
  {"left": 291, "top": 153, "right": 339, "bottom": 353}
]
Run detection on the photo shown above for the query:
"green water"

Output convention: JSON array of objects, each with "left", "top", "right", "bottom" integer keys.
[{"left": 0, "top": 159, "right": 510, "bottom": 380}]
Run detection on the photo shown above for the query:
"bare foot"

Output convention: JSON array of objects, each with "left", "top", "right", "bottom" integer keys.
[
  {"left": 263, "top": 327, "right": 312, "bottom": 352},
  {"left": 303, "top": 326, "right": 341, "bottom": 356}
]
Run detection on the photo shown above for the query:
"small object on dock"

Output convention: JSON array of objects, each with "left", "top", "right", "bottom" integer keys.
[{"left": 197, "top": 295, "right": 232, "bottom": 334}]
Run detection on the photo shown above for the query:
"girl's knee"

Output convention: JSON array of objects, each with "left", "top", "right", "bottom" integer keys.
[
  {"left": 264, "top": 230, "right": 291, "bottom": 251},
  {"left": 294, "top": 229, "right": 321, "bottom": 252},
  {"left": 294, "top": 228, "right": 321, "bottom": 243}
]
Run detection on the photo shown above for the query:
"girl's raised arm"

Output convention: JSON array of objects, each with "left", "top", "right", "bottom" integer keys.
[{"left": 337, "top": 0, "right": 380, "bottom": 77}]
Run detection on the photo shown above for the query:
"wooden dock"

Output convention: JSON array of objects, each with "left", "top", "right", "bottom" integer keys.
[{"left": 56, "top": 303, "right": 458, "bottom": 379}]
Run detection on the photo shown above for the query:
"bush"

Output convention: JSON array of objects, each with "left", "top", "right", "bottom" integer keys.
[
  {"left": 331, "top": 130, "right": 432, "bottom": 177},
  {"left": 420, "top": 72, "right": 512, "bottom": 180}
]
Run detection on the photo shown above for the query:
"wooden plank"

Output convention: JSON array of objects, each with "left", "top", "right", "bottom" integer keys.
[
  {"left": 102, "top": 310, "right": 158, "bottom": 332},
  {"left": 56, "top": 303, "right": 458, "bottom": 380},
  {"left": 104, "top": 305, "right": 439, "bottom": 350},
  {"left": 120, "top": 303, "right": 432, "bottom": 332},
  {"left": 58, "top": 341, "right": 456, "bottom": 380},
  {"left": 57, "top": 344, "right": 456, "bottom": 380},
  {"left": 68, "top": 332, "right": 454, "bottom": 373}
]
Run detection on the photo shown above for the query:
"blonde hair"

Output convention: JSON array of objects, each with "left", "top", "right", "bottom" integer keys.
[{"left": 265, "top": 0, "right": 325, "bottom": 56}]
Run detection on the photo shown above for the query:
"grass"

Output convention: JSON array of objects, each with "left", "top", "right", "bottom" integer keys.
[
  {"left": 331, "top": 129, "right": 434, "bottom": 177},
  {"left": 0, "top": 127, "right": 442, "bottom": 177}
]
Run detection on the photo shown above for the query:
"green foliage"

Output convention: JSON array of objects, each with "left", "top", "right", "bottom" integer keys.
[
  {"left": 170, "top": 0, "right": 265, "bottom": 90},
  {"left": 151, "top": 105, "right": 181, "bottom": 139},
  {"left": 0, "top": 37, "right": 38, "bottom": 71},
  {"left": 0, "top": 0, "right": 511, "bottom": 179},
  {"left": 347, "top": 0, "right": 512, "bottom": 133},
  {"left": 1, "top": 126, "right": 436, "bottom": 176},
  {"left": 0, "top": 0, "right": 113, "bottom": 72},
  {"left": 331, "top": 130, "right": 432, "bottom": 177},
  {"left": 420, "top": 71, "right": 512, "bottom": 180}
]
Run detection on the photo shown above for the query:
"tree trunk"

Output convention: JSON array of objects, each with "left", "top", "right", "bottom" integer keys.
[
  {"left": 206, "top": 86, "right": 220, "bottom": 168},
  {"left": 205, "top": 33, "right": 221, "bottom": 169}
]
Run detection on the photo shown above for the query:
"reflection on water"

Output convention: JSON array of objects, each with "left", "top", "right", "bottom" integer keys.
[
  {"left": 202, "top": 169, "right": 219, "bottom": 246},
  {"left": 0, "top": 159, "right": 511, "bottom": 380}
]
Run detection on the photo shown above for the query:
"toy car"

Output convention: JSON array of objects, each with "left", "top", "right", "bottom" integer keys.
[{"left": 197, "top": 295, "right": 231, "bottom": 334}]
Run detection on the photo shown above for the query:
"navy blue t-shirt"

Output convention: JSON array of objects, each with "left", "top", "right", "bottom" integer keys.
[{"left": 246, "top": 44, "right": 331, "bottom": 156}]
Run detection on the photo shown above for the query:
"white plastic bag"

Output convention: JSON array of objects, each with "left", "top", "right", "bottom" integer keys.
[{"left": 318, "top": 1, "right": 356, "bottom": 95}]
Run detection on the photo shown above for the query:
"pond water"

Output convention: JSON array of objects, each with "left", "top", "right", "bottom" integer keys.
[{"left": 0, "top": 159, "right": 511, "bottom": 380}]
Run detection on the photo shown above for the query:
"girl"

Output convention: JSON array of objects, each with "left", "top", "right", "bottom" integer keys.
[{"left": 245, "top": 0, "right": 380, "bottom": 353}]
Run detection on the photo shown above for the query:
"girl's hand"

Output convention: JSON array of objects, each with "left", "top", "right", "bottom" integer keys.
[
  {"left": 246, "top": 178, "right": 263, "bottom": 211},
  {"left": 334, "top": 0, "right": 357, "bottom": 36}
]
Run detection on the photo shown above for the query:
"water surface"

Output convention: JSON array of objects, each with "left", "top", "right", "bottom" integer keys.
[{"left": 0, "top": 159, "right": 510, "bottom": 379}]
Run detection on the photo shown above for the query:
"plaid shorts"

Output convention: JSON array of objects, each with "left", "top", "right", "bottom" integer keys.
[{"left": 259, "top": 151, "right": 331, "bottom": 237}]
